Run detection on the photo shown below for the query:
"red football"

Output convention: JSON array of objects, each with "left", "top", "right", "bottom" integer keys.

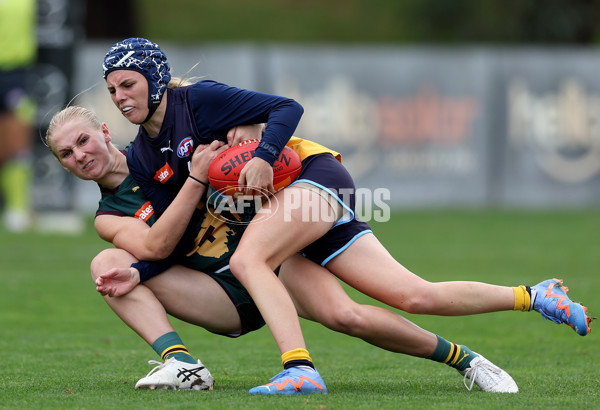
[{"left": 208, "top": 139, "right": 302, "bottom": 193}]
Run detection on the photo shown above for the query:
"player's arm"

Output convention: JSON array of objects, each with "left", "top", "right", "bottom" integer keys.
[
  {"left": 94, "top": 214, "right": 154, "bottom": 260},
  {"left": 97, "top": 141, "right": 228, "bottom": 260},
  {"left": 125, "top": 139, "right": 211, "bottom": 268},
  {"left": 94, "top": 212, "right": 191, "bottom": 262},
  {"left": 189, "top": 81, "right": 302, "bottom": 193},
  {"left": 189, "top": 80, "right": 302, "bottom": 163},
  {"left": 95, "top": 143, "right": 227, "bottom": 295},
  {"left": 137, "top": 140, "right": 228, "bottom": 258},
  {"left": 226, "top": 123, "right": 265, "bottom": 146}
]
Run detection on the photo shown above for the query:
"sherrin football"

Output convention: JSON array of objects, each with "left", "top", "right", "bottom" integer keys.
[{"left": 208, "top": 139, "right": 302, "bottom": 193}]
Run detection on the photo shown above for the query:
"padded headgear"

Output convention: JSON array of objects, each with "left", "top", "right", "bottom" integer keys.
[{"left": 102, "top": 38, "right": 171, "bottom": 123}]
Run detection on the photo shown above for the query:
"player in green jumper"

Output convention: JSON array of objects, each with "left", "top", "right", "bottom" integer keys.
[{"left": 45, "top": 105, "right": 592, "bottom": 394}]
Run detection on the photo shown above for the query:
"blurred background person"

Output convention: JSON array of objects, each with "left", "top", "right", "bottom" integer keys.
[{"left": 0, "top": 0, "right": 36, "bottom": 232}]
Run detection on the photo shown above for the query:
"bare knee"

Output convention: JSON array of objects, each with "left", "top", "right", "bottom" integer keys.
[
  {"left": 322, "top": 304, "right": 370, "bottom": 336},
  {"left": 229, "top": 250, "right": 249, "bottom": 283},
  {"left": 90, "top": 248, "right": 136, "bottom": 282},
  {"left": 396, "top": 287, "right": 437, "bottom": 314},
  {"left": 90, "top": 249, "right": 113, "bottom": 281},
  {"left": 229, "top": 249, "right": 270, "bottom": 284}
]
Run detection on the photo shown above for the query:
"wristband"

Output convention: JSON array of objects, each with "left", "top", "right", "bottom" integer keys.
[
  {"left": 188, "top": 175, "right": 209, "bottom": 187},
  {"left": 131, "top": 262, "right": 152, "bottom": 282}
]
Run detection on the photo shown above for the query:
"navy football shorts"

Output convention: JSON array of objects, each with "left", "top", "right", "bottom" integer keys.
[{"left": 289, "top": 153, "right": 372, "bottom": 266}]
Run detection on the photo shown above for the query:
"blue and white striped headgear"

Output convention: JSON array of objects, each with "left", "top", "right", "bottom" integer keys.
[{"left": 102, "top": 38, "right": 171, "bottom": 123}]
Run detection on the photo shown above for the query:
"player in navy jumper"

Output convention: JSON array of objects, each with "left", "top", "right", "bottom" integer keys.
[
  {"left": 103, "top": 37, "right": 326, "bottom": 394},
  {"left": 46, "top": 105, "right": 519, "bottom": 393},
  {"left": 102, "top": 38, "right": 591, "bottom": 395},
  {"left": 49, "top": 106, "right": 594, "bottom": 394}
]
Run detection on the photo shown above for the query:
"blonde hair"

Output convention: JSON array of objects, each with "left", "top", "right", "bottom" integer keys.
[
  {"left": 168, "top": 76, "right": 193, "bottom": 89},
  {"left": 168, "top": 62, "right": 204, "bottom": 89},
  {"left": 45, "top": 105, "right": 102, "bottom": 154}
]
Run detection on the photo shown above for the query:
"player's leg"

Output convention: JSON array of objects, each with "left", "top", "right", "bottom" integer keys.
[
  {"left": 90, "top": 248, "right": 216, "bottom": 390},
  {"left": 145, "top": 265, "right": 242, "bottom": 335},
  {"left": 231, "top": 188, "right": 332, "bottom": 351},
  {"left": 326, "top": 233, "right": 591, "bottom": 334},
  {"left": 326, "top": 233, "right": 514, "bottom": 315},
  {"left": 91, "top": 248, "right": 175, "bottom": 344},
  {"left": 280, "top": 253, "right": 435, "bottom": 356},
  {"left": 230, "top": 186, "right": 334, "bottom": 395},
  {"left": 280, "top": 253, "right": 518, "bottom": 393}
]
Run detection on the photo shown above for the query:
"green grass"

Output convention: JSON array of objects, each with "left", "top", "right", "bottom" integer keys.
[
  {"left": 138, "top": 0, "right": 416, "bottom": 44},
  {"left": 1, "top": 209, "right": 599, "bottom": 408}
]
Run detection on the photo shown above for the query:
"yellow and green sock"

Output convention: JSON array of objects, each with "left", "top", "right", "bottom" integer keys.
[
  {"left": 152, "top": 332, "right": 196, "bottom": 364},
  {"left": 428, "top": 335, "right": 476, "bottom": 371}
]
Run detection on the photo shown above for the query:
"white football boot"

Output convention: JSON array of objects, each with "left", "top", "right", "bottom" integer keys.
[
  {"left": 135, "top": 357, "right": 215, "bottom": 390},
  {"left": 459, "top": 353, "right": 518, "bottom": 393}
]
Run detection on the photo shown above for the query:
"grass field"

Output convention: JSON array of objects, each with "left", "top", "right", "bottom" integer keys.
[{"left": 1, "top": 209, "right": 599, "bottom": 409}]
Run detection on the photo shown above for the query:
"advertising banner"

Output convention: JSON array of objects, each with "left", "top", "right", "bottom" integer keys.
[{"left": 72, "top": 44, "right": 600, "bottom": 210}]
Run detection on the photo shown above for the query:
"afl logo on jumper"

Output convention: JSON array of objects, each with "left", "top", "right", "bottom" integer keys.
[{"left": 177, "top": 137, "right": 194, "bottom": 158}]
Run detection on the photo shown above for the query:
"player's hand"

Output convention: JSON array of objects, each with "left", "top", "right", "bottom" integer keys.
[
  {"left": 238, "top": 156, "right": 274, "bottom": 195},
  {"left": 227, "top": 124, "right": 264, "bottom": 146},
  {"left": 95, "top": 267, "right": 141, "bottom": 297},
  {"left": 189, "top": 140, "right": 228, "bottom": 183}
]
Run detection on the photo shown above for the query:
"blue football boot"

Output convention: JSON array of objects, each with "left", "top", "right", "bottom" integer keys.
[
  {"left": 249, "top": 367, "right": 327, "bottom": 395},
  {"left": 532, "top": 278, "right": 591, "bottom": 336}
]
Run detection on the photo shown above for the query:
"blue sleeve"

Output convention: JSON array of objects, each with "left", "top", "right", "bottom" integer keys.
[
  {"left": 189, "top": 80, "right": 303, "bottom": 165},
  {"left": 132, "top": 257, "right": 177, "bottom": 282}
]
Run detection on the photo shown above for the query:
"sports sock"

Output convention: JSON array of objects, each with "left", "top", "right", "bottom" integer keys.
[
  {"left": 282, "top": 348, "right": 315, "bottom": 370},
  {"left": 152, "top": 332, "right": 196, "bottom": 364},
  {"left": 428, "top": 335, "right": 476, "bottom": 372},
  {"left": 512, "top": 285, "right": 532, "bottom": 312}
]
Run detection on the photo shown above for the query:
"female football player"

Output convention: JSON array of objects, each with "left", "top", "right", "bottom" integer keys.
[
  {"left": 100, "top": 38, "right": 591, "bottom": 394},
  {"left": 46, "top": 105, "right": 527, "bottom": 394},
  {"left": 101, "top": 37, "right": 326, "bottom": 393}
]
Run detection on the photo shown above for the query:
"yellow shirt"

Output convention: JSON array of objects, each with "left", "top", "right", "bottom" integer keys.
[
  {"left": 286, "top": 136, "right": 342, "bottom": 163},
  {"left": 0, "top": 0, "right": 37, "bottom": 69}
]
